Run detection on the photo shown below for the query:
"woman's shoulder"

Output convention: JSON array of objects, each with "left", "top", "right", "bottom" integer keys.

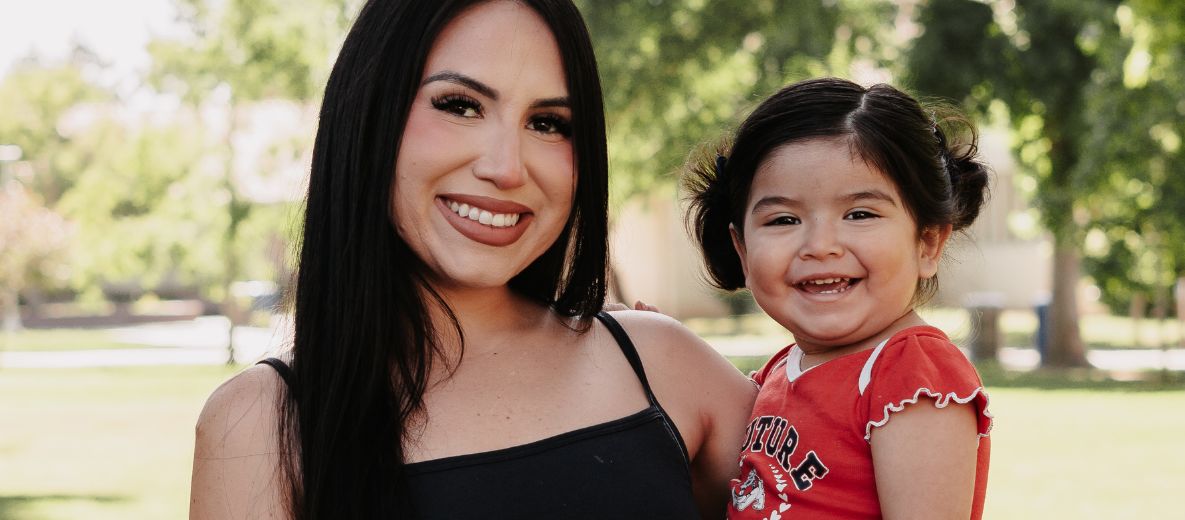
[
  {"left": 603, "top": 310, "right": 718, "bottom": 363},
  {"left": 191, "top": 364, "right": 290, "bottom": 519},
  {"left": 604, "top": 309, "right": 755, "bottom": 419},
  {"left": 195, "top": 363, "right": 286, "bottom": 459}
]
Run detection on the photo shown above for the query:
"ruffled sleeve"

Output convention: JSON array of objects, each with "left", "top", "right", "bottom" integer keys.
[{"left": 858, "top": 328, "right": 992, "bottom": 442}]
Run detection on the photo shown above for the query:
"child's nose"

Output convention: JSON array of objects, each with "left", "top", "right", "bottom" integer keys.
[{"left": 798, "top": 221, "right": 843, "bottom": 260}]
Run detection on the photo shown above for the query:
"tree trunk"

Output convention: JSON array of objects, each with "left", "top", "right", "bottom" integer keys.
[
  {"left": 1042, "top": 242, "right": 1090, "bottom": 367},
  {"left": 222, "top": 101, "right": 244, "bottom": 366},
  {"left": 2, "top": 288, "right": 21, "bottom": 334}
]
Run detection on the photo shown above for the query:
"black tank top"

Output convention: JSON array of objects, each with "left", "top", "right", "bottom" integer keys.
[{"left": 258, "top": 312, "right": 700, "bottom": 519}]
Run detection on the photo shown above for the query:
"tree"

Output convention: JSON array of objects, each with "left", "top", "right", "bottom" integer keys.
[
  {"left": 1078, "top": 0, "right": 1185, "bottom": 328},
  {"left": 0, "top": 48, "right": 111, "bottom": 207},
  {"left": 0, "top": 181, "right": 71, "bottom": 332},
  {"left": 578, "top": 0, "right": 896, "bottom": 202},
  {"left": 148, "top": 0, "right": 356, "bottom": 361},
  {"left": 905, "top": 0, "right": 1129, "bottom": 367}
]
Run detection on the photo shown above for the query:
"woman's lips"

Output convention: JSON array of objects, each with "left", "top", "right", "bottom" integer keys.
[{"left": 435, "top": 196, "right": 532, "bottom": 247}]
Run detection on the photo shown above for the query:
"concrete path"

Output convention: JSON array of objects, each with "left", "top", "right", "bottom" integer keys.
[
  {"left": 0, "top": 316, "right": 284, "bottom": 368},
  {"left": 2, "top": 316, "right": 1183, "bottom": 372}
]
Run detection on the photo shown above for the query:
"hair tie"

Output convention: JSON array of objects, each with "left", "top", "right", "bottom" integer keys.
[
  {"left": 932, "top": 126, "right": 957, "bottom": 183},
  {"left": 715, "top": 155, "right": 728, "bottom": 178}
]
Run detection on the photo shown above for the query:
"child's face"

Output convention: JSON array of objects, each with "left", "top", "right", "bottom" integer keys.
[{"left": 732, "top": 138, "right": 950, "bottom": 356}]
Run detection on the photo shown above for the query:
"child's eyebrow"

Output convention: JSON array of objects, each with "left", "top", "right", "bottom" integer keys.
[
  {"left": 750, "top": 196, "right": 798, "bottom": 214},
  {"left": 842, "top": 190, "right": 898, "bottom": 206}
]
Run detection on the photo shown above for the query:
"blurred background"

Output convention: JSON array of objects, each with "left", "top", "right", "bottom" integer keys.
[{"left": 0, "top": 0, "right": 1182, "bottom": 518}]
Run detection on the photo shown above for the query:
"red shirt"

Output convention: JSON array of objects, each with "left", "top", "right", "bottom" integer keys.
[{"left": 727, "top": 326, "right": 992, "bottom": 519}]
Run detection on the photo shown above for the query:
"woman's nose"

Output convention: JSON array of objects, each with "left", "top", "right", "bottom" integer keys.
[{"left": 472, "top": 128, "right": 526, "bottom": 190}]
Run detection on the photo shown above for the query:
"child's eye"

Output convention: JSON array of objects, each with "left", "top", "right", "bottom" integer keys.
[
  {"left": 845, "top": 210, "right": 878, "bottom": 221},
  {"left": 431, "top": 94, "right": 482, "bottom": 118},
  {"left": 767, "top": 215, "right": 800, "bottom": 226},
  {"left": 527, "top": 114, "right": 572, "bottom": 139}
]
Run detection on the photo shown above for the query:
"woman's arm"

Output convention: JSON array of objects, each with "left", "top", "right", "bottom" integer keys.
[
  {"left": 871, "top": 398, "right": 978, "bottom": 519},
  {"left": 190, "top": 365, "right": 290, "bottom": 520},
  {"left": 608, "top": 310, "right": 758, "bottom": 518}
]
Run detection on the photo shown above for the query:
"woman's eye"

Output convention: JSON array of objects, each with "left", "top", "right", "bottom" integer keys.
[
  {"left": 527, "top": 114, "right": 572, "bottom": 138},
  {"left": 431, "top": 95, "right": 482, "bottom": 118},
  {"left": 845, "top": 210, "right": 877, "bottom": 220}
]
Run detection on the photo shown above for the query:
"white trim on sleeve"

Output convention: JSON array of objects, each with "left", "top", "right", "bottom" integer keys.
[
  {"left": 863, "top": 386, "right": 994, "bottom": 443},
  {"left": 856, "top": 337, "right": 892, "bottom": 395}
]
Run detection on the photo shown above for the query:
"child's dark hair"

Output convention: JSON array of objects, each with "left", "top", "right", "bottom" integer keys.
[{"left": 684, "top": 77, "right": 990, "bottom": 302}]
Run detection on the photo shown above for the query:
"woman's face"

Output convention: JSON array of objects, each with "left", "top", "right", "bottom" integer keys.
[{"left": 392, "top": 0, "right": 575, "bottom": 294}]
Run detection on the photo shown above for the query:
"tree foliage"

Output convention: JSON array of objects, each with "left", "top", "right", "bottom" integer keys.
[
  {"left": 905, "top": 0, "right": 1134, "bottom": 366},
  {"left": 0, "top": 181, "right": 71, "bottom": 330},
  {"left": 0, "top": 49, "right": 111, "bottom": 205},
  {"left": 1078, "top": 0, "right": 1185, "bottom": 318},
  {"left": 577, "top": 0, "right": 897, "bottom": 202}
]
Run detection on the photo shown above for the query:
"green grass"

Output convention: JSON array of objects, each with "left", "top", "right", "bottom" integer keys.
[
  {"left": 0, "top": 365, "right": 239, "bottom": 520},
  {"left": 687, "top": 308, "right": 1185, "bottom": 350},
  {"left": 0, "top": 328, "right": 151, "bottom": 352},
  {"left": 0, "top": 364, "right": 1182, "bottom": 519}
]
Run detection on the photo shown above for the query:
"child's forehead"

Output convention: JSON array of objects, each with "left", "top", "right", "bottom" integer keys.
[{"left": 752, "top": 139, "right": 898, "bottom": 197}]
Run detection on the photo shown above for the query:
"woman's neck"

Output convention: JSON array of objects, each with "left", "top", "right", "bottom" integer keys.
[{"left": 425, "top": 282, "right": 558, "bottom": 356}]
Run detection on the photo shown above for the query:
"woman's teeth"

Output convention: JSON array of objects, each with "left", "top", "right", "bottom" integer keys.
[{"left": 447, "top": 200, "right": 521, "bottom": 228}]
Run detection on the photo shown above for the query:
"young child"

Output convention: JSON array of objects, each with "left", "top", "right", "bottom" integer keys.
[{"left": 685, "top": 78, "right": 993, "bottom": 519}]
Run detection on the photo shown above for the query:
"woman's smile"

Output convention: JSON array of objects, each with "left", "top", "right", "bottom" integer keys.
[{"left": 436, "top": 195, "right": 533, "bottom": 247}]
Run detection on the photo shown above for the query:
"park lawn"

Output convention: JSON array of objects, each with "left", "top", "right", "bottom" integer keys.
[
  {"left": 0, "top": 364, "right": 1182, "bottom": 519},
  {"left": 0, "top": 365, "right": 239, "bottom": 520},
  {"left": 1, "top": 328, "right": 150, "bottom": 352}
]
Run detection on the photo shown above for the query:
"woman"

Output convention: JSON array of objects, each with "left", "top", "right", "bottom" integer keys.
[{"left": 189, "top": 0, "right": 756, "bottom": 518}]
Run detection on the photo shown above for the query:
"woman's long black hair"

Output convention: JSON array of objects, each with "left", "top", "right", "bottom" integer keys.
[{"left": 282, "top": 0, "right": 608, "bottom": 517}]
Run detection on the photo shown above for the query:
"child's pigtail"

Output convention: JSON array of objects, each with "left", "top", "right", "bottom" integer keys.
[
  {"left": 684, "top": 141, "right": 746, "bottom": 291},
  {"left": 934, "top": 116, "right": 991, "bottom": 232}
]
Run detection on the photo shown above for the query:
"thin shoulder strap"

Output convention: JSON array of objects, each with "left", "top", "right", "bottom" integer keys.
[
  {"left": 257, "top": 357, "right": 296, "bottom": 389},
  {"left": 595, "top": 312, "right": 692, "bottom": 464},
  {"left": 595, "top": 312, "right": 659, "bottom": 407}
]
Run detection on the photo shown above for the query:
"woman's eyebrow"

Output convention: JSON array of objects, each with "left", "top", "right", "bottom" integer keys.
[
  {"left": 422, "top": 71, "right": 498, "bottom": 99},
  {"left": 531, "top": 97, "right": 570, "bottom": 109},
  {"left": 422, "top": 71, "right": 570, "bottom": 111}
]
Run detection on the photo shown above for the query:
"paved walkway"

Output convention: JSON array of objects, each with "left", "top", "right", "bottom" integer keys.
[{"left": 2, "top": 316, "right": 1183, "bottom": 371}]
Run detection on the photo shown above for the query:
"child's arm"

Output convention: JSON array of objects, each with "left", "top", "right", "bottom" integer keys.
[{"left": 870, "top": 397, "right": 979, "bottom": 519}]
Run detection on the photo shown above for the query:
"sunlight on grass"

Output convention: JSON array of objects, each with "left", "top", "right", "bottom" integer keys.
[
  {"left": 0, "top": 365, "right": 239, "bottom": 520},
  {"left": 0, "top": 329, "right": 151, "bottom": 352}
]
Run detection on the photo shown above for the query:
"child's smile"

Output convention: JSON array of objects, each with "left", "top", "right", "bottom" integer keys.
[{"left": 731, "top": 137, "right": 950, "bottom": 365}]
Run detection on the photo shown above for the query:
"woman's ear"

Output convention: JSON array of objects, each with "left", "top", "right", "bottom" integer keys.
[
  {"left": 729, "top": 223, "right": 749, "bottom": 281},
  {"left": 918, "top": 224, "right": 953, "bottom": 279}
]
